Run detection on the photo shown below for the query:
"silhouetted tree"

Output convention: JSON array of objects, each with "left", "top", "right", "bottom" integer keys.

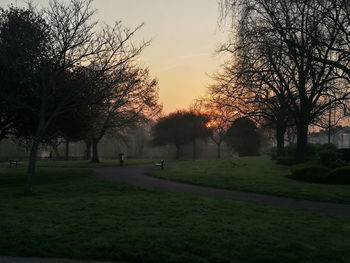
[
  {"left": 0, "top": 0, "right": 155, "bottom": 194},
  {"left": 196, "top": 99, "right": 238, "bottom": 158},
  {"left": 46, "top": 103, "right": 91, "bottom": 160},
  {"left": 226, "top": 117, "right": 261, "bottom": 156},
  {"left": 209, "top": 57, "right": 294, "bottom": 157},
  {"left": 87, "top": 66, "right": 161, "bottom": 163},
  {"left": 0, "top": 101, "right": 16, "bottom": 141},
  {"left": 152, "top": 111, "right": 210, "bottom": 160},
  {"left": 0, "top": 6, "right": 53, "bottom": 194},
  {"left": 220, "top": 0, "right": 350, "bottom": 162}
]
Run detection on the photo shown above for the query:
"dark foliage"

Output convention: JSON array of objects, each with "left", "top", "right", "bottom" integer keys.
[
  {"left": 338, "top": 149, "right": 350, "bottom": 163},
  {"left": 318, "top": 150, "right": 342, "bottom": 168},
  {"left": 225, "top": 117, "right": 261, "bottom": 157},
  {"left": 152, "top": 110, "right": 211, "bottom": 159},
  {"left": 283, "top": 143, "right": 338, "bottom": 162},
  {"left": 0, "top": 6, "right": 50, "bottom": 140},
  {"left": 328, "top": 167, "right": 350, "bottom": 184},
  {"left": 291, "top": 163, "right": 330, "bottom": 182},
  {"left": 291, "top": 163, "right": 350, "bottom": 185},
  {"left": 0, "top": 2, "right": 160, "bottom": 193},
  {"left": 220, "top": 0, "right": 350, "bottom": 163}
]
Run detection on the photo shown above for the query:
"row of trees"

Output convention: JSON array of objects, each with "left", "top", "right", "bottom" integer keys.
[
  {"left": 210, "top": 0, "right": 350, "bottom": 162},
  {"left": 152, "top": 109, "right": 261, "bottom": 159},
  {"left": 152, "top": 110, "right": 210, "bottom": 160},
  {"left": 0, "top": 0, "right": 161, "bottom": 193}
]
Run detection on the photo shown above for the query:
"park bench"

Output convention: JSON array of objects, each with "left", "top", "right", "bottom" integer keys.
[
  {"left": 9, "top": 159, "right": 18, "bottom": 168},
  {"left": 155, "top": 160, "right": 164, "bottom": 169}
]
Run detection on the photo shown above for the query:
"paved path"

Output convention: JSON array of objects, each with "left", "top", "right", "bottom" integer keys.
[
  {"left": 0, "top": 256, "right": 123, "bottom": 263},
  {"left": 95, "top": 164, "right": 350, "bottom": 216}
]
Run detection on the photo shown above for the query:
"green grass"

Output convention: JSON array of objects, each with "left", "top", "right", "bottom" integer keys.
[
  {"left": 150, "top": 156, "right": 350, "bottom": 204},
  {"left": 1, "top": 164, "right": 350, "bottom": 262},
  {"left": 0, "top": 158, "right": 154, "bottom": 169},
  {"left": 35, "top": 158, "right": 155, "bottom": 168}
]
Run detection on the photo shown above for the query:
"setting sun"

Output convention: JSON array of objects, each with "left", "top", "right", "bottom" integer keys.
[{"left": 206, "top": 121, "right": 217, "bottom": 128}]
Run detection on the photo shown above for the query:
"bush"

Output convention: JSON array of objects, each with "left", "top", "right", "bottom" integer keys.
[
  {"left": 314, "top": 143, "right": 337, "bottom": 152},
  {"left": 284, "top": 144, "right": 296, "bottom": 157},
  {"left": 338, "top": 148, "right": 350, "bottom": 162},
  {"left": 328, "top": 166, "right": 350, "bottom": 184},
  {"left": 318, "top": 149, "right": 341, "bottom": 167},
  {"left": 329, "top": 159, "right": 349, "bottom": 169},
  {"left": 291, "top": 163, "right": 330, "bottom": 182},
  {"left": 267, "top": 147, "right": 277, "bottom": 160},
  {"left": 284, "top": 143, "right": 317, "bottom": 160},
  {"left": 305, "top": 143, "right": 317, "bottom": 159}
]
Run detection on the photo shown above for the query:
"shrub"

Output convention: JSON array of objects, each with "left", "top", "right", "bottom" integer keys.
[
  {"left": 284, "top": 144, "right": 296, "bottom": 157},
  {"left": 330, "top": 159, "right": 349, "bottom": 169},
  {"left": 314, "top": 143, "right": 337, "bottom": 152},
  {"left": 305, "top": 143, "right": 317, "bottom": 159},
  {"left": 291, "top": 163, "right": 330, "bottom": 182},
  {"left": 318, "top": 149, "right": 341, "bottom": 167},
  {"left": 338, "top": 148, "right": 350, "bottom": 162},
  {"left": 328, "top": 166, "right": 350, "bottom": 184},
  {"left": 267, "top": 147, "right": 277, "bottom": 160},
  {"left": 284, "top": 143, "right": 317, "bottom": 160}
]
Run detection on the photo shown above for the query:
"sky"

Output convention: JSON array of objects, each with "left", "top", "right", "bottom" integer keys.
[{"left": 1, "top": 0, "right": 227, "bottom": 113}]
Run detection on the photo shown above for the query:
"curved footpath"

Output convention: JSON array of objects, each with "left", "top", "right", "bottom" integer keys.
[{"left": 95, "top": 164, "right": 350, "bottom": 216}]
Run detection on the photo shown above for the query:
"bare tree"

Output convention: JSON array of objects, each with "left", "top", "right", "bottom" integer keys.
[
  {"left": 196, "top": 98, "right": 238, "bottom": 158},
  {"left": 0, "top": 0, "right": 158, "bottom": 194},
  {"left": 219, "top": 0, "right": 350, "bottom": 162},
  {"left": 87, "top": 66, "right": 161, "bottom": 163}
]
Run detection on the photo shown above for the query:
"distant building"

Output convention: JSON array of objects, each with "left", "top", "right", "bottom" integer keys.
[{"left": 308, "top": 126, "right": 350, "bottom": 148}]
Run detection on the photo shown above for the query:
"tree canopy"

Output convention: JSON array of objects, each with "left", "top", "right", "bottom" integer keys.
[
  {"left": 0, "top": 1, "right": 160, "bottom": 193},
  {"left": 218, "top": 0, "right": 350, "bottom": 162},
  {"left": 152, "top": 110, "right": 211, "bottom": 159},
  {"left": 226, "top": 117, "right": 261, "bottom": 157}
]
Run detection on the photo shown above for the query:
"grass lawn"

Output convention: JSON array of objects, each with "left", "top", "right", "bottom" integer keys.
[
  {"left": 1, "top": 163, "right": 350, "bottom": 262},
  {"left": 0, "top": 158, "right": 155, "bottom": 169},
  {"left": 150, "top": 156, "right": 350, "bottom": 204}
]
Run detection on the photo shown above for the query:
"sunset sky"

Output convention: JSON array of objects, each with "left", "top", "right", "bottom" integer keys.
[
  {"left": 97, "top": 0, "right": 226, "bottom": 113},
  {"left": 2, "top": 0, "right": 227, "bottom": 113}
]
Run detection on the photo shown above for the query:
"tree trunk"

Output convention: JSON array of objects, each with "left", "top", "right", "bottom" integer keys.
[
  {"left": 65, "top": 139, "right": 69, "bottom": 161},
  {"left": 91, "top": 138, "right": 100, "bottom": 163},
  {"left": 296, "top": 118, "right": 309, "bottom": 163},
  {"left": 328, "top": 101, "right": 332, "bottom": 144},
  {"left": 85, "top": 140, "right": 92, "bottom": 160},
  {"left": 26, "top": 121, "right": 46, "bottom": 194},
  {"left": 276, "top": 124, "right": 287, "bottom": 156},
  {"left": 175, "top": 144, "right": 180, "bottom": 160},
  {"left": 25, "top": 136, "right": 41, "bottom": 194}
]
